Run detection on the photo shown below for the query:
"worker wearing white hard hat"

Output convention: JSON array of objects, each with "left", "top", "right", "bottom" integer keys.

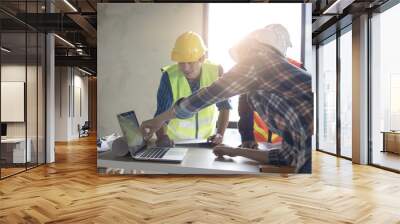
[
  {"left": 142, "top": 24, "right": 313, "bottom": 173},
  {"left": 236, "top": 25, "right": 304, "bottom": 150}
]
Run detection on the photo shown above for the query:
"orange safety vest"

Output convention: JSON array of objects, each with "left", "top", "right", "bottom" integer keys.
[{"left": 253, "top": 58, "right": 303, "bottom": 143}]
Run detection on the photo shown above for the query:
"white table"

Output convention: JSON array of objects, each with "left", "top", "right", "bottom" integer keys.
[
  {"left": 1, "top": 138, "right": 31, "bottom": 163},
  {"left": 97, "top": 128, "right": 293, "bottom": 174},
  {"left": 98, "top": 147, "right": 261, "bottom": 174},
  {"left": 98, "top": 128, "right": 263, "bottom": 174}
]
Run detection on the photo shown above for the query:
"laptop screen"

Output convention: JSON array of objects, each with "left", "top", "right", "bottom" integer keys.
[
  {"left": 1, "top": 123, "right": 7, "bottom": 137},
  {"left": 117, "top": 111, "right": 145, "bottom": 153}
]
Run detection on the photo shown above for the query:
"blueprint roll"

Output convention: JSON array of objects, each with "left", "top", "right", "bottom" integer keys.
[{"left": 111, "top": 137, "right": 130, "bottom": 157}]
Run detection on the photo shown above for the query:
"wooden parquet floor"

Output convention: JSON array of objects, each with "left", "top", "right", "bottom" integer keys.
[{"left": 1, "top": 135, "right": 400, "bottom": 224}]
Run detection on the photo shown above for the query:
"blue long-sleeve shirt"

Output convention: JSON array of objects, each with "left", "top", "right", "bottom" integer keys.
[{"left": 154, "top": 66, "right": 232, "bottom": 118}]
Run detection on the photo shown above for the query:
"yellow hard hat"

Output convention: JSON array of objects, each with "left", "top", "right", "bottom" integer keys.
[{"left": 171, "top": 31, "right": 207, "bottom": 62}]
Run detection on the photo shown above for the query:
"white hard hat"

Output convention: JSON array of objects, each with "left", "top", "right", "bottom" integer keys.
[
  {"left": 229, "top": 24, "right": 292, "bottom": 62},
  {"left": 249, "top": 24, "right": 292, "bottom": 56}
]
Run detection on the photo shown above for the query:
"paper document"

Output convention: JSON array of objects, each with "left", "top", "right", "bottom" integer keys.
[{"left": 174, "top": 139, "right": 208, "bottom": 144}]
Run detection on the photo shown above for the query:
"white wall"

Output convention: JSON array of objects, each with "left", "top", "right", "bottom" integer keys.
[
  {"left": 1, "top": 65, "right": 37, "bottom": 137},
  {"left": 55, "top": 67, "right": 69, "bottom": 141},
  {"left": 1, "top": 64, "right": 46, "bottom": 163},
  {"left": 97, "top": 3, "right": 205, "bottom": 137},
  {"left": 72, "top": 73, "right": 89, "bottom": 138},
  {"left": 55, "top": 67, "right": 89, "bottom": 141},
  {"left": 1, "top": 65, "right": 26, "bottom": 81}
]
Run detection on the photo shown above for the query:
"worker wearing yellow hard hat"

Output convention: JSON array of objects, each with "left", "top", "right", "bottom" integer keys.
[{"left": 154, "top": 31, "right": 231, "bottom": 147}]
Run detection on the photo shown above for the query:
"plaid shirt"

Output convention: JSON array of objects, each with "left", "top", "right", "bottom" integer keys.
[{"left": 173, "top": 42, "right": 313, "bottom": 172}]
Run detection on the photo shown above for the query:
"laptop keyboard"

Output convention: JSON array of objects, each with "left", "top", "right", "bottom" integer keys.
[{"left": 137, "top": 147, "right": 170, "bottom": 159}]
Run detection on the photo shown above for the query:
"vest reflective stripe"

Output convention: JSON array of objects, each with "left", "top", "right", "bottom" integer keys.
[
  {"left": 270, "top": 134, "right": 283, "bottom": 143},
  {"left": 253, "top": 111, "right": 282, "bottom": 143},
  {"left": 254, "top": 122, "right": 268, "bottom": 141},
  {"left": 163, "top": 61, "right": 219, "bottom": 140},
  {"left": 254, "top": 111, "right": 268, "bottom": 142}
]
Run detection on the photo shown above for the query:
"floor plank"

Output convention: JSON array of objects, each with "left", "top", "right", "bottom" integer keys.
[{"left": 0, "top": 135, "right": 399, "bottom": 223}]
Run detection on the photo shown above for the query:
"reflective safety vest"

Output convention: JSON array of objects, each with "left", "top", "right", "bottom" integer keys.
[
  {"left": 253, "top": 58, "right": 303, "bottom": 143},
  {"left": 162, "top": 61, "right": 219, "bottom": 140},
  {"left": 254, "top": 111, "right": 282, "bottom": 143}
]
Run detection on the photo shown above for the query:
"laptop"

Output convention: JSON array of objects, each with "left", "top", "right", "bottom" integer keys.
[
  {"left": 117, "top": 111, "right": 188, "bottom": 163},
  {"left": 1, "top": 123, "right": 7, "bottom": 140}
]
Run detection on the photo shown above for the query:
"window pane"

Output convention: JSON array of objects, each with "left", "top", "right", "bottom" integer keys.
[
  {"left": 208, "top": 3, "right": 302, "bottom": 122},
  {"left": 38, "top": 32, "right": 46, "bottom": 165},
  {"left": 318, "top": 38, "right": 337, "bottom": 154},
  {"left": 27, "top": 31, "right": 39, "bottom": 169},
  {"left": 340, "top": 29, "right": 352, "bottom": 158},
  {"left": 371, "top": 3, "right": 400, "bottom": 171},
  {"left": 1, "top": 31, "right": 28, "bottom": 177}
]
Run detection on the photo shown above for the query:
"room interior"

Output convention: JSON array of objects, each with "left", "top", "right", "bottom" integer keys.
[{"left": 0, "top": 0, "right": 399, "bottom": 222}]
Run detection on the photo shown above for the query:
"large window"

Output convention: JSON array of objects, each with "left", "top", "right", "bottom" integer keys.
[
  {"left": 317, "top": 37, "right": 337, "bottom": 154},
  {"left": 317, "top": 26, "right": 353, "bottom": 159},
  {"left": 0, "top": 1, "right": 47, "bottom": 179},
  {"left": 340, "top": 28, "right": 352, "bottom": 158},
  {"left": 208, "top": 3, "right": 302, "bottom": 122},
  {"left": 370, "top": 2, "right": 400, "bottom": 171}
]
